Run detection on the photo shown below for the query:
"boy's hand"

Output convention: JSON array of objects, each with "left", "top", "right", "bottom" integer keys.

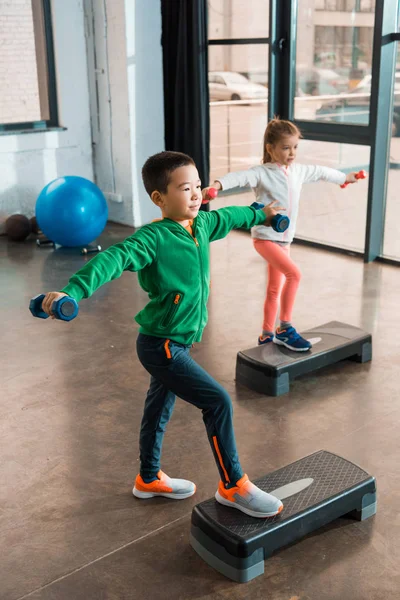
[
  {"left": 202, "top": 182, "right": 222, "bottom": 201},
  {"left": 345, "top": 172, "right": 359, "bottom": 184},
  {"left": 262, "top": 201, "right": 286, "bottom": 226},
  {"left": 42, "top": 292, "right": 68, "bottom": 318}
]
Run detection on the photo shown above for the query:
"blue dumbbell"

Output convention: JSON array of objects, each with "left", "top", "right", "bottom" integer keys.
[
  {"left": 29, "top": 294, "right": 79, "bottom": 321},
  {"left": 251, "top": 202, "right": 290, "bottom": 233}
]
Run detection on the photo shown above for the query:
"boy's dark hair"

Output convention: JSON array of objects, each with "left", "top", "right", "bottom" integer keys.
[{"left": 142, "top": 151, "right": 196, "bottom": 196}]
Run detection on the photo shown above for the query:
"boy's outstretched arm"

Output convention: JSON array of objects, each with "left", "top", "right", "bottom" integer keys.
[
  {"left": 40, "top": 227, "right": 157, "bottom": 317},
  {"left": 203, "top": 202, "right": 285, "bottom": 243}
]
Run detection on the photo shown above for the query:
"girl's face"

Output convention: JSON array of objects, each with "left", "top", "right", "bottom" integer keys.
[{"left": 267, "top": 134, "right": 299, "bottom": 166}]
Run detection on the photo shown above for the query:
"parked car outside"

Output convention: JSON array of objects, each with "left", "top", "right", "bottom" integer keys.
[
  {"left": 316, "top": 73, "right": 400, "bottom": 136},
  {"left": 296, "top": 66, "right": 349, "bottom": 96},
  {"left": 241, "top": 69, "right": 268, "bottom": 88},
  {"left": 208, "top": 71, "right": 268, "bottom": 101}
]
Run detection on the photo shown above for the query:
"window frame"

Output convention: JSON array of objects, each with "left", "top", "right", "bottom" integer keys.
[
  {"left": 270, "top": 0, "right": 399, "bottom": 263},
  {"left": 0, "top": 0, "right": 59, "bottom": 134},
  {"left": 315, "top": 0, "right": 375, "bottom": 11}
]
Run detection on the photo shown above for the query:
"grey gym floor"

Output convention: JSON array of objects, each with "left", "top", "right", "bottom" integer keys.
[{"left": 1, "top": 218, "right": 399, "bottom": 600}]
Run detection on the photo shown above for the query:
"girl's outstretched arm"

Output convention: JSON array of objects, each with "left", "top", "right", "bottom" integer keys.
[
  {"left": 202, "top": 166, "right": 264, "bottom": 200},
  {"left": 298, "top": 164, "right": 347, "bottom": 186}
]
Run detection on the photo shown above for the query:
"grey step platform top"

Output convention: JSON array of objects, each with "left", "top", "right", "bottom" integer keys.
[
  {"left": 238, "top": 321, "right": 371, "bottom": 375},
  {"left": 192, "top": 451, "right": 376, "bottom": 550},
  {"left": 235, "top": 321, "right": 372, "bottom": 395},
  {"left": 191, "top": 451, "right": 376, "bottom": 582}
]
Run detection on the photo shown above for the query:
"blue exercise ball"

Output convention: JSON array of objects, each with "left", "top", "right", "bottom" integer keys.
[{"left": 35, "top": 176, "right": 108, "bottom": 247}]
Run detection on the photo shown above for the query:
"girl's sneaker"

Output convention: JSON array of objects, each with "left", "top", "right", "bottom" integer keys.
[
  {"left": 258, "top": 334, "right": 274, "bottom": 345},
  {"left": 274, "top": 326, "right": 312, "bottom": 352},
  {"left": 133, "top": 471, "right": 196, "bottom": 499},
  {"left": 215, "top": 474, "right": 283, "bottom": 518}
]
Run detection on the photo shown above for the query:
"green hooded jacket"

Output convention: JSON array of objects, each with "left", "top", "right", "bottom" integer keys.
[{"left": 61, "top": 206, "right": 267, "bottom": 345}]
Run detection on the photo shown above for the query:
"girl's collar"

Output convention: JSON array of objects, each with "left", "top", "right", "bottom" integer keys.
[{"left": 264, "top": 162, "right": 290, "bottom": 172}]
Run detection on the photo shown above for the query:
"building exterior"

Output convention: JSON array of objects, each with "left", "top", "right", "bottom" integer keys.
[{"left": 208, "top": 0, "right": 375, "bottom": 91}]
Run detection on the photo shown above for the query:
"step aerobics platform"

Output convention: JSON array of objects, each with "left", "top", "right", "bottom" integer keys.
[
  {"left": 191, "top": 451, "right": 376, "bottom": 583},
  {"left": 236, "top": 321, "right": 372, "bottom": 396}
]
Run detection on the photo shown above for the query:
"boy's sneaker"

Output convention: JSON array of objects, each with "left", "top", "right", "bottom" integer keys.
[
  {"left": 274, "top": 326, "right": 312, "bottom": 352},
  {"left": 258, "top": 334, "right": 274, "bottom": 345},
  {"left": 215, "top": 474, "right": 283, "bottom": 518},
  {"left": 133, "top": 471, "right": 196, "bottom": 500}
]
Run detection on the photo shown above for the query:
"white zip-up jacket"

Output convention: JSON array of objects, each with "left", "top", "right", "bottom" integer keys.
[{"left": 217, "top": 162, "right": 346, "bottom": 243}]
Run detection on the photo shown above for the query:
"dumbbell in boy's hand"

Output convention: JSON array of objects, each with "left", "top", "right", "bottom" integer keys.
[
  {"left": 251, "top": 201, "right": 290, "bottom": 232},
  {"left": 262, "top": 200, "right": 287, "bottom": 228},
  {"left": 41, "top": 292, "right": 68, "bottom": 318},
  {"left": 29, "top": 292, "right": 79, "bottom": 321}
]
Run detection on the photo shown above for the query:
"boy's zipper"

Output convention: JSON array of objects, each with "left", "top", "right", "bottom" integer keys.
[
  {"left": 192, "top": 225, "right": 204, "bottom": 335},
  {"left": 166, "top": 221, "right": 204, "bottom": 334}
]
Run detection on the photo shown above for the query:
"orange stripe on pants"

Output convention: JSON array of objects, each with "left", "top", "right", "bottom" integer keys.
[
  {"left": 213, "top": 436, "right": 230, "bottom": 483},
  {"left": 164, "top": 339, "right": 172, "bottom": 359}
]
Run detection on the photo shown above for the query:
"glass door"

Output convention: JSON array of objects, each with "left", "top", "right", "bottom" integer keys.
[
  {"left": 208, "top": 0, "right": 269, "bottom": 185},
  {"left": 207, "top": 0, "right": 400, "bottom": 262},
  {"left": 292, "top": 0, "right": 374, "bottom": 252},
  {"left": 383, "top": 14, "right": 400, "bottom": 261}
]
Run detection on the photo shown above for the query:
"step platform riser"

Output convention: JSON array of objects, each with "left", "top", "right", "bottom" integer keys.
[
  {"left": 190, "top": 451, "right": 377, "bottom": 583},
  {"left": 236, "top": 322, "right": 372, "bottom": 396}
]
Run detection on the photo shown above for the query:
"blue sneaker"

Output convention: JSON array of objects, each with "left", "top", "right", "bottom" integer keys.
[
  {"left": 258, "top": 334, "right": 273, "bottom": 345},
  {"left": 274, "top": 326, "right": 312, "bottom": 352}
]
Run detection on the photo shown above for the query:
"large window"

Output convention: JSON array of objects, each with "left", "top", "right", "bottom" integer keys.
[
  {"left": 315, "top": 0, "right": 375, "bottom": 10},
  {"left": 295, "top": 141, "right": 370, "bottom": 252},
  {"left": 208, "top": 45, "right": 269, "bottom": 181},
  {"left": 208, "top": 0, "right": 269, "bottom": 181},
  {"left": 0, "top": 0, "right": 58, "bottom": 132},
  {"left": 208, "top": 0, "right": 269, "bottom": 39},
  {"left": 295, "top": 0, "right": 375, "bottom": 123},
  {"left": 207, "top": 0, "right": 400, "bottom": 264},
  {"left": 383, "top": 36, "right": 400, "bottom": 261}
]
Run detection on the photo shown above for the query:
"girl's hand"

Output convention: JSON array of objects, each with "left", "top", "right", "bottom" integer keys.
[
  {"left": 41, "top": 292, "right": 68, "bottom": 318},
  {"left": 345, "top": 172, "right": 359, "bottom": 184},
  {"left": 262, "top": 201, "right": 286, "bottom": 226},
  {"left": 202, "top": 182, "right": 222, "bottom": 201}
]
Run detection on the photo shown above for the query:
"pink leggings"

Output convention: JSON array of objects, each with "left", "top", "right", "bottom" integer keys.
[{"left": 253, "top": 239, "right": 301, "bottom": 333}]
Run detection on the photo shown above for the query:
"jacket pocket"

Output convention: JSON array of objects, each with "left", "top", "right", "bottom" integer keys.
[{"left": 160, "top": 292, "right": 184, "bottom": 328}]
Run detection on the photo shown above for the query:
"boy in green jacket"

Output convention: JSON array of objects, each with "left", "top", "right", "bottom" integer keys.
[{"left": 41, "top": 151, "right": 284, "bottom": 518}]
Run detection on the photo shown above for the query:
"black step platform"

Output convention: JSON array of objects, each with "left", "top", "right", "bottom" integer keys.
[
  {"left": 191, "top": 451, "right": 376, "bottom": 583},
  {"left": 236, "top": 321, "right": 372, "bottom": 396}
]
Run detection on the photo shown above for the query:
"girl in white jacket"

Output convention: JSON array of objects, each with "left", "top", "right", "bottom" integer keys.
[{"left": 203, "top": 118, "right": 361, "bottom": 351}]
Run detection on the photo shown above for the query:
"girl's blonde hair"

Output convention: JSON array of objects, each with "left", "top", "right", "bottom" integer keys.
[{"left": 262, "top": 118, "right": 302, "bottom": 164}]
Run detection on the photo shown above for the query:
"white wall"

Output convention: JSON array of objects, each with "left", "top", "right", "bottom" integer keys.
[
  {"left": 85, "top": 0, "right": 133, "bottom": 226},
  {"left": 85, "top": 0, "right": 164, "bottom": 227},
  {"left": 129, "top": 0, "right": 165, "bottom": 226},
  {"left": 0, "top": 0, "right": 93, "bottom": 223}
]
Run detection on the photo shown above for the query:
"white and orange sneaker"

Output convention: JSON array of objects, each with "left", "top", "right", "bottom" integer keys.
[
  {"left": 133, "top": 470, "right": 196, "bottom": 500},
  {"left": 215, "top": 474, "right": 283, "bottom": 518}
]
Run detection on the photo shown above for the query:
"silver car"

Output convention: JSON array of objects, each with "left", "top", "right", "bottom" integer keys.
[{"left": 208, "top": 71, "right": 268, "bottom": 102}]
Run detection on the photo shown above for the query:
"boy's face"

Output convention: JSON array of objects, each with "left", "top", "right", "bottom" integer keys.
[{"left": 152, "top": 164, "right": 202, "bottom": 222}]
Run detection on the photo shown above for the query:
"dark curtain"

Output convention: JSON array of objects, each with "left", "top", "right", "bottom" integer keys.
[{"left": 161, "top": 0, "right": 210, "bottom": 203}]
